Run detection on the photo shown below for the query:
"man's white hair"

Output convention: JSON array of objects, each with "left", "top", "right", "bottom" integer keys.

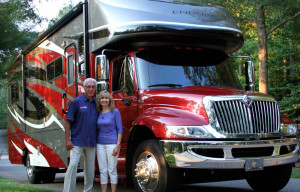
[{"left": 83, "top": 78, "right": 97, "bottom": 87}]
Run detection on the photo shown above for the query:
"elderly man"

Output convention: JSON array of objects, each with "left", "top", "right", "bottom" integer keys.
[{"left": 63, "top": 78, "right": 98, "bottom": 192}]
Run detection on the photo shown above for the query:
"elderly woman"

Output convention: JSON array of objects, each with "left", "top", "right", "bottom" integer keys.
[{"left": 96, "top": 90, "right": 123, "bottom": 192}]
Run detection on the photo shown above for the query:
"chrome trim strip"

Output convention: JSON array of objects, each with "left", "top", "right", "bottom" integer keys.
[
  {"left": 160, "top": 139, "right": 299, "bottom": 169},
  {"left": 89, "top": 20, "right": 243, "bottom": 34}
]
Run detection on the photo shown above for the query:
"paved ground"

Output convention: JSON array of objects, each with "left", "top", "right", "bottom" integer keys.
[{"left": 1, "top": 129, "right": 300, "bottom": 192}]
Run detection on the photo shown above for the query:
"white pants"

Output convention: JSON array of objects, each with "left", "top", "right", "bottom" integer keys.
[
  {"left": 63, "top": 146, "right": 96, "bottom": 192},
  {"left": 97, "top": 144, "right": 119, "bottom": 184}
]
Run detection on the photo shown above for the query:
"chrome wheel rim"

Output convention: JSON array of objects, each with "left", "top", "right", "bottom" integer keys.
[
  {"left": 135, "top": 151, "right": 159, "bottom": 192},
  {"left": 26, "top": 156, "right": 33, "bottom": 178}
]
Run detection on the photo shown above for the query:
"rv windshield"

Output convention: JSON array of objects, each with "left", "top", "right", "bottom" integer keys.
[{"left": 135, "top": 47, "right": 242, "bottom": 90}]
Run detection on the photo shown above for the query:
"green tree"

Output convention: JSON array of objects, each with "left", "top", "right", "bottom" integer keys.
[
  {"left": 0, "top": 0, "right": 42, "bottom": 84},
  {"left": 47, "top": 1, "right": 74, "bottom": 28},
  {"left": 195, "top": 0, "right": 300, "bottom": 122},
  {"left": 0, "top": 0, "right": 44, "bottom": 129},
  {"left": 0, "top": 83, "right": 7, "bottom": 129},
  {"left": 205, "top": 0, "right": 299, "bottom": 94},
  {"left": 268, "top": 15, "right": 300, "bottom": 122}
]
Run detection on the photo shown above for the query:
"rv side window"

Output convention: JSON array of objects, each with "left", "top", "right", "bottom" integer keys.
[
  {"left": 10, "top": 83, "right": 19, "bottom": 103},
  {"left": 28, "top": 67, "right": 46, "bottom": 81},
  {"left": 67, "top": 54, "right": 74, "bottom": 85},
  {"left": 47, "top": 57, "right": 63, "bottom": 81},
  {"left": 78, "top": 61, "right": 85, "bottom": 77},
  {"left": 112, "top": 57, "right": 125, "bottom": 93},
  {"left": 78, "top": 36, "right": 84, "bottom": 62},
  {"left": 78, "top": 36, "right": 85, "bottom": 77},
  {"left": 124, "top": 56, "right": 135, "bottom": 96},
  {"left": 25, "top": 89, "right": 49, "bottom": 120}
]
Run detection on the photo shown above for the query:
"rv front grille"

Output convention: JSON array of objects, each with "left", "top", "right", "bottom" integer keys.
[{"left": 213, "top": 100, "right": 280, "bottom": 134}]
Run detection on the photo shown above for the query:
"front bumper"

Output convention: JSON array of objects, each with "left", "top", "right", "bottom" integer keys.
[{"left": 160, "top": 138, "right": 299, "bottom": 169}]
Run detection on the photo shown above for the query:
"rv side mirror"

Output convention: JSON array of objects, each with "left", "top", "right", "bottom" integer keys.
[
  {"left": 95, "top": 55, "right": 110, "bottom": 93},
  {"left": 95, "top": 55, "right": 109, "bottom": 81},
  {"left": 97, "top": 81, "right": 109, "bottom": 93},
  {"left": 245, "top": 61, "right": 255, "bottom": 91}
]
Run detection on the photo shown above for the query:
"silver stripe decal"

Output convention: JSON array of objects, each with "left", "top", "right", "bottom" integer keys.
[
  {"left": 7, "top": 107, "right": 64, "bottom": 131},
  {"left": 11, "top": 141, "right": 23, "bottom": 155},
  {"left": 38, "top": 40, "right": 67, "bottom": 57}
]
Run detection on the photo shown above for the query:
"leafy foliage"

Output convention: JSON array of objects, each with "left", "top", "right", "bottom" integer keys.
[
  {"left": 0, "top": 0, "right": 44, "bottom": 129},
  {"left": 0, "top": 84, "right": 7, "bottom": 129},
  {"left": 47, "top": 2, "right": 74, "bottom": 28},
  {"left": 0, "top": 0, "right": 41, "bottom": 84},
  {"left": 0, "top": 0, "right": 299, "bottom": 123},
  {"left": 198, "top": 0, "right": 300, "bottom": 122},
  {"left": 268, "top": 19, "right": 300, "bottom": 122}
]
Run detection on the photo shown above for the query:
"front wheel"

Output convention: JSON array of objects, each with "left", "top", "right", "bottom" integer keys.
[
  {"left": 132, "top": 139, "right": 179, "bottom": 192},
  {"left": 246, "top": 163, "right": 293, "bottom": 192}
]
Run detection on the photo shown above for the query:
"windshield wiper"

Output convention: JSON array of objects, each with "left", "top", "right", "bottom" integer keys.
[{"left": 148, "top": 84, "right": 183, "bottom": 88}]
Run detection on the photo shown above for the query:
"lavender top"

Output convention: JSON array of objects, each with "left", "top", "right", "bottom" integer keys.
[{"left": 97, "top": 108, "right": 123, "bottom": 144}]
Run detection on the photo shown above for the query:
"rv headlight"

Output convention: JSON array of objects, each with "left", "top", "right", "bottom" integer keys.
[
  {"left": 165, "top": 126, "right": 211, "bottom": 138},
  {"left": 281, "top": 124, "right": 298, "bottom": 135}
]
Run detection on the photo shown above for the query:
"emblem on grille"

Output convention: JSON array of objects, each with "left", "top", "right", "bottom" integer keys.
[{"left": 242, "top": 95, "right": 252, "bottom": 107}]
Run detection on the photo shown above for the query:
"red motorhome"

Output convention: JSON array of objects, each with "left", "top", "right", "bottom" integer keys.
[{"left": 7, "top": 0, "right": 299, "bottom": 191}]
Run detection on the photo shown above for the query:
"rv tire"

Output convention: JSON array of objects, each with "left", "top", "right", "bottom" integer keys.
[
  {"left": 26, "top": 154, "right": 42, "bottom": 184},
  {"left": 132, "top": 139, "right": 179, "bottom": 192}
]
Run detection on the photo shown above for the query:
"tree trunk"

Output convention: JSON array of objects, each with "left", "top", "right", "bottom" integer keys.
[
  {"left": 239, "top": 63, "right": 243, "bottom": 75},
  {"left": 257, "top": 1, "right": 268, "bottom": 94},
  {"left": 290, "top": 55, "right": 295, "bottom": 94}
]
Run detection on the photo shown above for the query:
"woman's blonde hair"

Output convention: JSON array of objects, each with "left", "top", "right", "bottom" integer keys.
[{"left": 96, "top": 90, "right": 115, "bottom": 112}]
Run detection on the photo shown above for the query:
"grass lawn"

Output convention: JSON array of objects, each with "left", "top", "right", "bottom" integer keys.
[
  {"left": 0, "top": 177, "right": 57, "bottom": 192},
  {"left": 291, "top": 168, "right": 300, "bottom": 178},
  {"left": 0, "top": 169, "right": 299, "bottom": 192}
]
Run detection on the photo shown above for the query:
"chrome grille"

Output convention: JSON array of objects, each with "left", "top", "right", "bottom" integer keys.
[{"left": 213, "top": 100, "right": 280, "bottom": 134}]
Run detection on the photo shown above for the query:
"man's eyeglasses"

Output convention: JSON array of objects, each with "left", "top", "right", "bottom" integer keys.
[{"left": 85, "top": 85, "right": 96, "bottom": 89}]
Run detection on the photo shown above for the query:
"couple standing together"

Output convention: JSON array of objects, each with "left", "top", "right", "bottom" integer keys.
[{"left": 63, "top": 78, "right": 122, "bottom": 192}]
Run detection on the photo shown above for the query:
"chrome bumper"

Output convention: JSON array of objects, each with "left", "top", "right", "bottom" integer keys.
[{"left": 160, "top": 138, "right": 299, "bottom": 169}]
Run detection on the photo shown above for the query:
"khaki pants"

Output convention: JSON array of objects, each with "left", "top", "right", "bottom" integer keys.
[{"left": 63, "top": 146, "right": 96, "bottom": 192}]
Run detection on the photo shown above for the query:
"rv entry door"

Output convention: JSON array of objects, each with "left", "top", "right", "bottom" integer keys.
[{"left": 63, "top": 43, "right": 79, "bottom": 115}]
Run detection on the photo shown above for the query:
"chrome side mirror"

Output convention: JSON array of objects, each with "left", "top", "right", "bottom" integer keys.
[
  {"left": 95, "top": 55, "right": 109, "bottom": 81},
  {"left": 97, "top": 81, "right": 109, "bottom": 93},
  {"left": 95, "top": 55, "right": 109, "bottom": 93}
]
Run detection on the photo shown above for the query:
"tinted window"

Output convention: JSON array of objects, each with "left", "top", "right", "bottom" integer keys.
[
  {"left": 11, "top": 83, "right": 19, "bottom": 103},
  {"left": 47, "top": 57, "right": 63, "bottom": 81},
  {"left": 79, "top": 61, "right": 85, "bottom": 77},
  {"left": 78, "top": 36, "right": 84, "bottom": 62},
  {"left": 112, "top": 57, "right": 125, "bottom": 92},
  {"left": 124, "top": 56, "right": 135, "bottom": 96},
  {"left": 25, "top": 89, "right": 49, "bottom": 120},
  {"left": 28, "top": 67, "right": 46, "bottom": 81},
  {"left": 67, "top": 55, "right": 74, "bottom": 85},
  {"left": 47, "top": 63, "right": 54, "bottom": 80},
  {"left": 55, "top": 58, "right": 63, "bottom": 77}
]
